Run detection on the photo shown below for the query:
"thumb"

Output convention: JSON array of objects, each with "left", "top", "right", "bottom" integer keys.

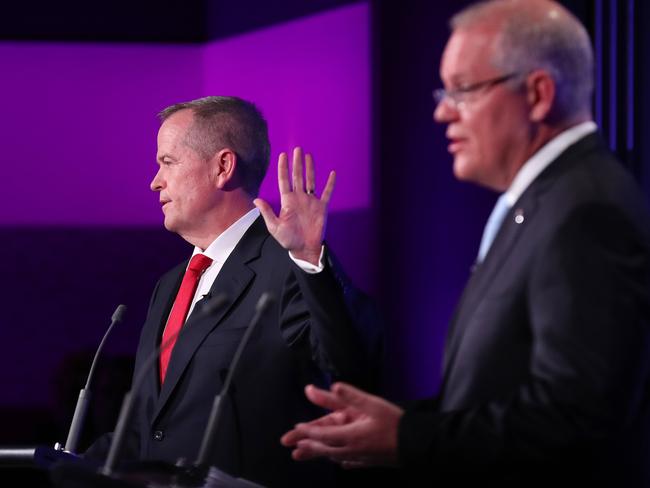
[{"left": 254, "top": 198, "right": 278, "bottom": 231}]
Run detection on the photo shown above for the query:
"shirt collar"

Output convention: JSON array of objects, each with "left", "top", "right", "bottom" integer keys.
[
  {"left": 191, "top": 208, "right": 260, "bottom": 265},
  {"left": 504, "top": 121, "right": 598, "bottom": 207}
]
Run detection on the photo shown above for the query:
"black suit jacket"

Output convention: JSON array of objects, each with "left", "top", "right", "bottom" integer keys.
[
  {"left": 88, "top": 216, "right": 376, "bottom": 487},
  {"left": 399, "top": 134, "right": 650, "bottom": 487}
]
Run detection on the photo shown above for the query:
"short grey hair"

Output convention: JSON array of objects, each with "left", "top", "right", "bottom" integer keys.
[
  {"left": 159, "top": 96, "right": 270, "bottom": 197},
  {"left": 451, "top": 0, "right": 594, "bottom": 123}
]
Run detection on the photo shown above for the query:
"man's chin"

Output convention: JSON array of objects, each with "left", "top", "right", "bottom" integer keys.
[
  {"left": 452, "top": 157, "right": 474, "bottom": 182},
  {"left": 162, "top": 217, "right": 178, "bottom": 233}
]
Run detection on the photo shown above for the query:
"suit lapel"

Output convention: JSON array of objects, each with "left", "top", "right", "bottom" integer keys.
[
  {"left": 441, "top": 133, "right": 603, "bottom": 380},
  {"left": 442, "top": 195, "right": 538, "bottom": 373},
  {"left": 140, "top": 263, "right": 185, "bottom": 400},
  {"left": 152, "top": 217, "right": 268, "bottom": 423}
]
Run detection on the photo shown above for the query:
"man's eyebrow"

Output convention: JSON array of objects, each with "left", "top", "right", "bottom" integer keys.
[
  {"left": 445, "top": 73, "right": 470, "bottom": 85},
  {"left": 157, "top": 153, "right": 178, "bottom": 163}
]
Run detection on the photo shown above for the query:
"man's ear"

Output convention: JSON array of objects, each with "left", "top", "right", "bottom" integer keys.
[
  {"left": 526, "top": 69, "right": 556, "bottom": 122},
  {"left": 212, "top": 148, "right": 237, "bottom": 189}
]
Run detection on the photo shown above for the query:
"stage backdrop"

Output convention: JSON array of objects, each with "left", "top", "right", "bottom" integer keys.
[{"left": 0, "top": 3, "right": 372, "bottom": 445}]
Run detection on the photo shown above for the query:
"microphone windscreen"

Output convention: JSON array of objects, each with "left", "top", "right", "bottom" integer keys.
[
  {"left": 255, "top": 292, "right": 275, "bottom": 312},
  {"left": 111, "top": 304, "right": 127, "bottom": 323}
]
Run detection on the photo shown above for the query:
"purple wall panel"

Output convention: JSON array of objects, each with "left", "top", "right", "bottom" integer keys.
[
  {"left": 201, "top": 3, "right": 371, "bottom": 211},
  {"left": 1, "top": 42, "right": 201, "bottom": 226},
  {"left": 0, "top": 3, "right": 369, "bottom": 227},
  {"left": 0, "top": 4, "right": 372, "bottom": 414}
]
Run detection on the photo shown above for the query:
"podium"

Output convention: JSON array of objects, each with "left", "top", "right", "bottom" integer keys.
[
  {"left": 0, "top": 446, "right": 50, "bottom": 487},
  {"left": 50, "top": 461, "right": 265, "bottom": 488},
  {"left": 0, "top": 445, "right": 264, "bottom": 488},
  {"left": 0, "top": 447, "right": 36, "bottom": 467}
]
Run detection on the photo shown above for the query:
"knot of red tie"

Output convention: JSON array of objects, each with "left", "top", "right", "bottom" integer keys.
[{"left": 188, "top": 253, "right": 213, "bottom": 274}]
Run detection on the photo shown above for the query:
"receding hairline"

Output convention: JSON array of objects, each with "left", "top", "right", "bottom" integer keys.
[
  {"left": 447, "top": 0, "right": 594, "bottom": 122},
  {"left": 158, "top": 101, "right": 201, "bottom": 123},
  {"left": 156, "top": 96, "right": 271, "bottom": 196},
  {"left": 450, "top": 0, "right": 575, "bottom": 31}
]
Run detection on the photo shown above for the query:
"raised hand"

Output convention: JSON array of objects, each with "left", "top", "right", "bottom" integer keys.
[
  {"left": 254, "top": 147, "right": 335, "bottom": 266},
  {"left": 281, "top": 383, "right": 403, "bottom": 468}
]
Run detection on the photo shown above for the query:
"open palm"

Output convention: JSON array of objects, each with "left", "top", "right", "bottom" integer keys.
[{"left": 254, "top": 147, "right": 335, "bottom": 265}]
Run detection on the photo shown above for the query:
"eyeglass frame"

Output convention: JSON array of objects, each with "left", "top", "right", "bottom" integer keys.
[{"left": 433, "top": 72, "right": 521, "bottom": 109}]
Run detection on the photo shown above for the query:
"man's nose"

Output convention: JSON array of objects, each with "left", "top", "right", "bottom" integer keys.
[
  {"left": 150, "top": 169, "right": 164, "bottom": 191},
  {"left": 433, "top": 97, "right": 459, "bottom": 123}
]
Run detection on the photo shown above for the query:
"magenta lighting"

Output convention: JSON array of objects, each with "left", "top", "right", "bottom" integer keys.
[{"left": 1, "top": 3, "right": 369, "bottom": 226}]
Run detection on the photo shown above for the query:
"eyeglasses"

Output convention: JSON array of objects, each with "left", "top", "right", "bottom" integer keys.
[{"left": 433, "top": 72, "right": 519, "bottom": 109}]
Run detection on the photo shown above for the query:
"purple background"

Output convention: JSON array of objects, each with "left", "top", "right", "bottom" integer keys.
[
  {"left": 1, "top": 42, "right": 200, "bottom": 225},
  {"left": 0, "top": 1, "right": 648, "bottom": 460},
  {"left": 0, "top": 3, "right": 374, "bottom": 414},
  {"left": 1, "top": 4, "right": 369, "bottom": 228},
  {"left": 0, "top": 3, "right": 374, "bottom": 444}
]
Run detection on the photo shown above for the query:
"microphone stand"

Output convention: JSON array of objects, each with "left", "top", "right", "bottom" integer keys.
[
  {"left": 51, "top": 293, "right": 273, "bottom": 488},
  {"left": 64, "top": 305, "right": 128, "bottom": 454},
  {"left": 3, "top": 305, "right": 127, "bottom": 471}
]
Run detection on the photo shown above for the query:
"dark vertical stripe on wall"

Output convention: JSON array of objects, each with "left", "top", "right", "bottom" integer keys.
[
  {"left": 568, "top": 0, "right": 648, "bottom": 198},
  {"left": 627, "top": 0, "right": 635, "bottom": 153},
  {"left": 610, "top": 0, "right": 618, "bottom": 151},
  {"left": 632, "top": 0, "right": 650, "bottom": 201},
  {"left": 594, "top": 0, "right": 604, "bottom": 132},
  {"left": 590, "top": 0, "right": 640, "bottom": 175}
]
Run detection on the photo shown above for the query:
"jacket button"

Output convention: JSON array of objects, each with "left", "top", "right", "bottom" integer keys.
[{"left": 153, "top": 430, "right": 164, "bottom": 441}]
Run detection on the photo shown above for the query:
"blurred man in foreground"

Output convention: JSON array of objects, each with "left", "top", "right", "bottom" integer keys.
[{"left": 282, "top": 1, "right": 650, "bottom": 486}]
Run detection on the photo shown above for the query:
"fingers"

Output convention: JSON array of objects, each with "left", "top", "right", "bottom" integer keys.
[
  {"left": 305, "top": 153, "right": 315, "bottom": 193},
  {"left": 292, "top": 439, "right": 348, "bottom": 461},
  {"left": 305, "top": 384, "right": 347, "bottom": 411},
  {"left": 292, "top": 440, "right": 369, "bottom": 467},
  {"left": 281, "top": 428, "right": 306, "bottom": 447},
  {"left": 292, "top": 147, "right": 304, "bottom": 192},
  {"left": 253, "top": 198, "right": 279, "bottom": 232},
  {"left": 277, "top": 152, "right": 290, "bottom": 194},
  {"left": 279, "top": 147, "right": 334, "bottom": 200},
  {"left": 293, "top": 419, "right": 356, "bottom": 447},
  {"left": 281, "top": 411, "right": 347, "bottom": 446},
  {"left": 321, "top": 171, "right": 336, "bottom": 203},
  {"left": 330, "top": 382, "right": 386, "bottom": 416}
]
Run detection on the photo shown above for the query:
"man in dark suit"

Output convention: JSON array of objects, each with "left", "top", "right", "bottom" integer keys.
[
  {"left": 86, "top": 96, "right": 374, "bottom": 487},
  {"left": 282, "top": 1, "right": 650, "bottom": 486}
]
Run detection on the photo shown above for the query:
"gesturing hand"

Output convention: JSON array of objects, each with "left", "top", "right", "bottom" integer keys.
[
  {"left": 254, "top": 147, "right": 335, "bottom": 266},
  {"left": 281, "top": 383, "right": 403, "bottom": 469}
]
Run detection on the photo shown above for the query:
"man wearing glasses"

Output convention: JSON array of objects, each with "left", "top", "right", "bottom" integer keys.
[{"left": 282, "top": 0, "right": 650, "bottom": 486}]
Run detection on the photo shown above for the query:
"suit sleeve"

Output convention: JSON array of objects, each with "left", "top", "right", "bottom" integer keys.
[
  {"left": 278, "top": 246, "right": 383, "bottom": 391},
  {"left": 398, "top": 203, "right": 650, "bottom": 479}
]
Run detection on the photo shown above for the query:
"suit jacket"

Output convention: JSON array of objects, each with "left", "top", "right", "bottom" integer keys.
[
  {"left": 398, "top": 134, "right": 650, "bottom": 487},
  {"left": 88, "top": 216, "right": 376, "bottom": 487}
]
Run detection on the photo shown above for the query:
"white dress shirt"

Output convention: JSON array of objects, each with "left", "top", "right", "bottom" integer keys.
[
  {"left": 503, "top": 121, "right": 597, "bottom": 206},
  {"left": 178, "top": 207, "right": 325, "bottom": 324},
  {"left": 476, "top": 121, "right": 598, "bottom": 262},
  {"left": 186, "top": 207, "right": 261, "bottom": 318}
]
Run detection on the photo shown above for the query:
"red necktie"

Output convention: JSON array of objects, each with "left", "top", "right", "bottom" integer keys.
[{"left": 159, "top": 253, "right": 213, "bottom": 384}]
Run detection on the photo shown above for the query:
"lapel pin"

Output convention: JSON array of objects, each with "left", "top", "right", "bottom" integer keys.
[{"left": 514, "top": 208, "right": 525, "bottom": 224}]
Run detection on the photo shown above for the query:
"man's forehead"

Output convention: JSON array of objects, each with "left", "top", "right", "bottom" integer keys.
[
  {"left": 158, "top": 113, "right": 191, "bottom": 146},
  {"left": 440, "top": 27, "right": 501, "bottom": 80}
]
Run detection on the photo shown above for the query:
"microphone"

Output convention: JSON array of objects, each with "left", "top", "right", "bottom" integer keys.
[
  {"left": 51, "top": 293, "right": 272, "bottom": 488},
  {"left": 195, "top": 292, "right": 275, "bottom": 467},
  {"left": 63, "top": 304, "right": 128, "bottom": 454},
  {"left": 101, "top": 295, "right": 228, "bottom": 477}
]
